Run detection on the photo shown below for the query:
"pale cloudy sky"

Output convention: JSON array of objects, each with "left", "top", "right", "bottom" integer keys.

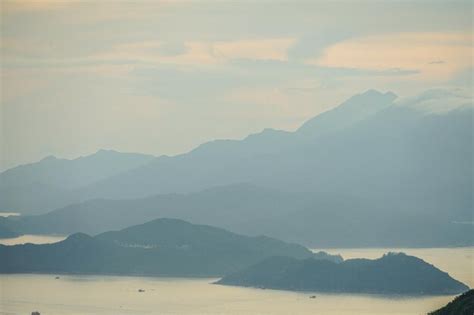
[{"left": 1, "top": 0, "right": 472, "bottom": 170}]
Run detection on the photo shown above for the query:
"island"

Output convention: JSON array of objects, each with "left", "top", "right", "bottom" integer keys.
[
  {"left": 216, "top": 253, "right": 469, "bottom": 295},
  {"left": 0, "top": 218, "right": 340, "bottom": 277}
]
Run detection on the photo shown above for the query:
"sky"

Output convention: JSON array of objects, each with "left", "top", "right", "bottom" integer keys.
[{"left": 1, "top": 0, "right": 473, "bottom": 170}]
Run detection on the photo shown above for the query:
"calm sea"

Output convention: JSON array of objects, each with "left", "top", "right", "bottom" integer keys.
[{"left": 0, "top": 239, "right": 472, "bottom": 315}]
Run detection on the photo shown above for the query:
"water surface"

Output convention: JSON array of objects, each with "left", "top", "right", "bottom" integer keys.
[
  {"left": 0, "top": 274, "right": 458, "bottom": 315},
  {"left": 0, "top": 247, "right": 471, "bottom": 315},
  {"left": 0, "top": 212, "right": 19, "bottom": 217},
  {"left": 0, "top": 234, "right": 67, "bottom": 246}
]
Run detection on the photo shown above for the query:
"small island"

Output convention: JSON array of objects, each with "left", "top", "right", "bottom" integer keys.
[{"left": 216, "top": 253, "right": 469, "bottom": 295}]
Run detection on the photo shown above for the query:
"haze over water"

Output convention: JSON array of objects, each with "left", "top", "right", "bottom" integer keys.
[{"left": 0, "top": 247, "right": 471, "bottom": 315}]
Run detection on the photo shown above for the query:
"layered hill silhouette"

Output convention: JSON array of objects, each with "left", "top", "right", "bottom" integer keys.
[
  {"left": 0, "top": 150, "right": 154, "bottom": 214},
  {"left": 0, "top": 89, "right": 472, "bottom": 247},
  {"left": 217, "top": 253, "right": 469, "bottom": 295},
  {"left": 70, "top": 89, "right": 472, "bottom": 218},
  {"left": 0, "top": 218, "right": 341, "bottom": 276},
  {"left": 2, "top": 182, "right": 472, "bottom": 247}
]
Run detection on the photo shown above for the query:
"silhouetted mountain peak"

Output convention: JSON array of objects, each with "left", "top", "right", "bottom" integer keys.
[
  {"left": 335, "top": 89, "right": 397, "bottom": 112},
  {"left": 296, "top": 89, "right": 397, "bottom": 136},
  {"left": 94, "top": 149, "right": 118, "bottom": 155},
  {"left": 63, "top": 232, "right": 94, "bottom": 244},
  {"left": 359, "top": 89, "right": 397, "bottom": 100},
  {"left": 40, "top": 155, "right": 60, "bottom": 162},
  {"left": 138, "top": 217, "right": 191, "bottom": 228}
]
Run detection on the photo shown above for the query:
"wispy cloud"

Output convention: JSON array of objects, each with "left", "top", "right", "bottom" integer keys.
[
  {"left": 428, "top": 60, "right": 446, "bottom": 65},
  {"left": 1, "top": 1, "right": 473, "bottom": 169},
  {"left": 311, "top": 32, "right": 473, "bottom": 82}
]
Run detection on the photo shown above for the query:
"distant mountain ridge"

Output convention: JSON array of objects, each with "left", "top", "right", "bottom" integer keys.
[
  {"left": 2, "top": 182, "right": 472, "bottom": 247},
  {"left": 0, "top": 88, "right": 472, "bottom": 247},
  {"left": 70, "top": 90, "right": 473, "bottom": 217},
  {"left": 0, "top": 150, "right": 154, "bottom": 214},
  {"left": 76, "top": 89, "right": 402, "bottom": 200},
  {"left": 296, "top": 89, "right": 397, "bottom": 136},
  {"left": 0, "top": 90, "right": 400, "bottom": 214},
  {"left": 1, "top": 149, "right": 154, "bottom": 189}
]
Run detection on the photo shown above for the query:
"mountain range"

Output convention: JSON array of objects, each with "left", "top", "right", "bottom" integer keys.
[
  {"left": 0, "top": 89, "right": 472, "bottom": 247},
  {"left": 2, "top": 182, "right": 471, "bottom": 247},
  {"left": 0, "top": 150, "right": 154, "bottom": 214}
]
